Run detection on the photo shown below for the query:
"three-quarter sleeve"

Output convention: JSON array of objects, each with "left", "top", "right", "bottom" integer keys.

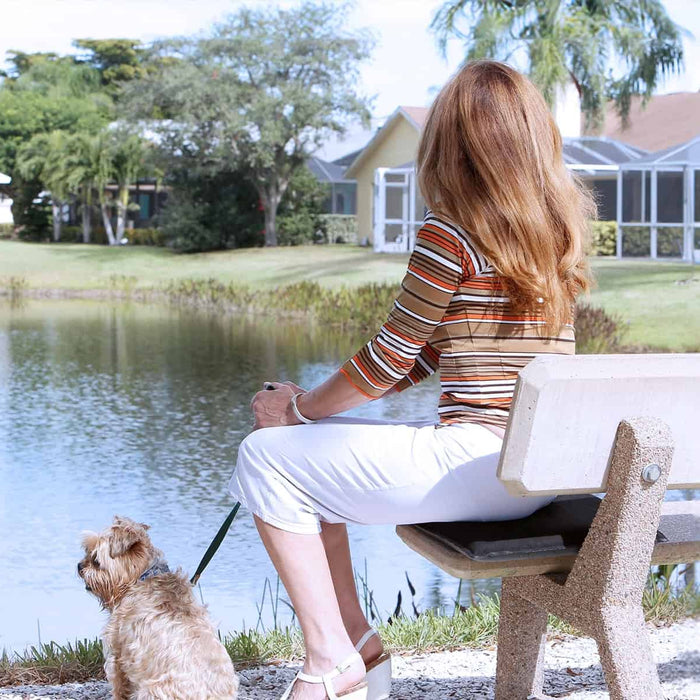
[{"left": 340, "top": 218, "right": 471, "bottom": 398}]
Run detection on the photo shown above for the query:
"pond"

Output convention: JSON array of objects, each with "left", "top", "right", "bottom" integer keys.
[{"left": 0, "top": 299, "right": 501, "bottom": 654}]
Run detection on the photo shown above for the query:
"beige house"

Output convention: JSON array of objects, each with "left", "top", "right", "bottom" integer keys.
[{"left": 345, "top": 106, "right": 427, "bottom": 245}]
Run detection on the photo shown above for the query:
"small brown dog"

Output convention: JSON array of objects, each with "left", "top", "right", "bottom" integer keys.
[{"left": 78, "top": 516, "right": 239, "bottom": 700}]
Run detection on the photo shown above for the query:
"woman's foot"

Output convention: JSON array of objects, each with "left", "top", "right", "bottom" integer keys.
[{"left": 288, "top": 649, "right": 366, "bottom": 699}]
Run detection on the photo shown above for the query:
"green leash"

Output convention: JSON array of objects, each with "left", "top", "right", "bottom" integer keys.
[
  {"left": 191, "top": 386, "right": 274, "bottom": 586},
  {"left": 190, "top": 502, "right": 241, "bottom": 586}
]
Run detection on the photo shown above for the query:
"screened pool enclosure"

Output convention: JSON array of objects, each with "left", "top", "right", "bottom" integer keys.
[
  {"left": 372, "top": 165, "right": 426, "bottom": 253},
  {"left": 372, "top": 136, "right": 699, "bottom": 263},
  {"left": 617, "top": 137, "right": 700, "bottom": 262}
]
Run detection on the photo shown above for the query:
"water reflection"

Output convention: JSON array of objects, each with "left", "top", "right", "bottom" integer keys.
[{"left": 0, "top": 300, "right": 496, "bottom": 653}]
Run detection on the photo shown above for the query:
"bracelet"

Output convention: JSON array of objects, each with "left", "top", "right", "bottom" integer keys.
[{"left": 291, "top": 392, "right": 316, "bottom": 424}]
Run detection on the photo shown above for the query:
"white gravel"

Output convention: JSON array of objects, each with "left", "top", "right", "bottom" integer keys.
[{"left": 1, "top": 617, "right": 698, "bottom": 699}]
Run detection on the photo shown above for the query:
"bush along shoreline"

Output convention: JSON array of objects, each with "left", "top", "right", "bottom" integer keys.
[{"left": 0, "top": 275, "right": 670, "bottom": 353}]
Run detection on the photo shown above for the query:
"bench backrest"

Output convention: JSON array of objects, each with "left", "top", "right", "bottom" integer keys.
[{"left": 497, "top": 354, "right": 700, "bottom": 496}]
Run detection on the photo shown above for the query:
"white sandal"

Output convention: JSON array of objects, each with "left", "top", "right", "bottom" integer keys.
[
  {"left": 355, "top": 630, "right": 392, "bottom": 700},
  {"left": 280, "top": 651, "right": 367, "bottom": 700}
]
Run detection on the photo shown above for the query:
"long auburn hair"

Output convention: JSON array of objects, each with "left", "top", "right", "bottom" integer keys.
[{"left": 417, "top": 60, "right": 595, "bottom": 333}]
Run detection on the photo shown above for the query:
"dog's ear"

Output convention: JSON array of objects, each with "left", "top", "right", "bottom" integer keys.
[
  {"left": 81, "top": 530, "right": 99, "bottom": 553},
  {"left": 109, "top": 516, "right": 149, "bottom": 558}
]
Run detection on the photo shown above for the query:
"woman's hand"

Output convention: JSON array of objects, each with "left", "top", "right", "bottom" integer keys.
[{"left": 251, "top": 381, "right": 306, "bottom": 430}]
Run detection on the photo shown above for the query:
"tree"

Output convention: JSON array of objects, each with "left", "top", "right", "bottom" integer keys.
[
  {"left": 64, "top": 132, "right": 98, "bottom": 243},
  {"left": 91, "top": 131, "right": 119, "bottom": 245},
  {"left": 123, "top": 1, "right": 373, "bottom": 246},
  {"left": 72, "top": 39, "right": 149, "bottom": 94},
  {"left": 432, "top": 0, "right": 685, "bottom": 129},
  {"left": 159, "top": 166, "right": 263, "bottom": 252},
  {"left": 63, "top": 129, "right": 152, "bottom": 245},
  {"left": 0, "top": 52, "right": 112, "bottom": 236},
  {"left": 111, "top": 130, "right": 150, "bottom": 241},
  {"left": 16, "top": 131, "right": 72, "bottom": 241}
]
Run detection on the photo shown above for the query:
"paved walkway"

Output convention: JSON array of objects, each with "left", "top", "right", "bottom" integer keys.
[{"left": 2, "top": 617, "right": 698, "bottom": 699}]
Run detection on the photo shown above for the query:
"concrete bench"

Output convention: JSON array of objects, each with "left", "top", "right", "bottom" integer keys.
[{"left": 397, "top": 353, "right": 700, "bottom": 700}]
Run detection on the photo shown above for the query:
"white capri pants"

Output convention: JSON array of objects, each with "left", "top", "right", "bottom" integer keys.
[{"left": 229, "top": 417, "right": 553, "bottom": 534}]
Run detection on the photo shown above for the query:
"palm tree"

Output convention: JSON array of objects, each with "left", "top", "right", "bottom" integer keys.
[
  {"left": 16, "top": 131, "right": 72, "bottom": 242},
  {"left": 111, "top": 132, "right": 149, "bottom": 241},
  {"left": 94, "top": 132, "right": 119, "bottom": 246},
  {"left": 63, "top": 130, "right": 120, "bottom": 245},
  {"left": 65, "top": 133, "right": 99, "bottom": 243},
  {"left": 432, "top": 0, "right": 685, "bottom": 129}
]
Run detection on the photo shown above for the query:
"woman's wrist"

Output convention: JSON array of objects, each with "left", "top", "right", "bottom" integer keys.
[{"left": 294, "top": 391, "right": 320, "bottom": 422}]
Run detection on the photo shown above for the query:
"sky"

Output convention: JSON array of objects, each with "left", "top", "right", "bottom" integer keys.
[{"left": 1, "top": 0, "right": 699, "bottom": 160}]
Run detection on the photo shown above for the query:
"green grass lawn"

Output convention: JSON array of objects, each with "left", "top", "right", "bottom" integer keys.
[
  {"left": 587, "top": 259, "right": 700, "bottom": 350},
  {"left": 0, "top": 240, "right": 409, "bottom": 289},
  {"left": 1, "top": 241, "right": 698, "bottom": 350}
]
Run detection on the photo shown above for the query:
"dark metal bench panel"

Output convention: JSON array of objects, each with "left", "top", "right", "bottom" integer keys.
[
  {"left": 397, "top": 499, "right": 700, "bottom": 580},
  {"left": 408, "top": 494, "right": 676, "bottom": 563}
]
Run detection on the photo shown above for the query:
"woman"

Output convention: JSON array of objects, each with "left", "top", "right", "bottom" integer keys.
[{"left": 229, "top": 60, "right": 595, "bottom": 700}]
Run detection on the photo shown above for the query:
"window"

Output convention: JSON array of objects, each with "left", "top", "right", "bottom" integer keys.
[
  {"left": 621, "top": 171, "right": 652, "bottom": 222},
  {"left": 657, "top": 172, "right": 683, "bottom": 223},
  {"left": 588, "top": 178, "right": 617, "bottom": 221},
  {"left": 622, "top": 172, "right": 643, "bottom": 222}
]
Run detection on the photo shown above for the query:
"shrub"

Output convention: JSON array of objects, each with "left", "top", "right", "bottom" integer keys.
[
  {"left": 321, "top": 215, "right": 358, "bottom": 244},
  {"left": 61, "top": 225, "right": 82, "bottom": 242},
  {"left": 621, "top": 226, "right": 651, "bottom": 257},
  {"left": 277, "top": 166, "right": 328, "bottom": 246},
  {"left": 0, "top": 223, "right": 14, "bottom": 239},
  {"left": 590, "top": 221, "right": 617, "bottom": 256},
  {"left": 160, "top": 168, "right": 263, "bottom": 253},
  {"left": 56, "top": 225, "right": 110, "bottom": 245},
  {"left": 12, "top": 180, "right": 52, "bottom": 241},
  {"left": 575, "top": 303, "right": 626, "bottom": 354},
  {"left": 127, "top": 227, "right": 165, "bottom": 246},
  {"left": 657, "top": 227, "right": 684, "bottom": 258},
  {"left": 277, "top": 210, "right": 327, "bottom": 246}
]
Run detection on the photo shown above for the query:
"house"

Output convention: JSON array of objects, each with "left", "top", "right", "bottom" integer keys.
[
  {"left": 344, "top": 107, "right": 427, "bottom": 244},
  {"left": 307, "top": 156, "right": 357, "bottom": 215},
  {"left": 344, "top": 90, "right": 699, "bottom": 257},
  {"left": 0, "top": 172, "right": 12, "bottom": 225},
  {"left": 343, "top": 104, "right": 646, "bottom": 250}
]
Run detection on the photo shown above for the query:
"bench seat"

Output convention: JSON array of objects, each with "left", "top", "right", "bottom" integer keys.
[{"left": 397, "top": 496, "right": 700, "bottom": 580}]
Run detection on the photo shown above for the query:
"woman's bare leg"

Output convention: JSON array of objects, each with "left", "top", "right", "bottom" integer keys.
[
  {"left": 320, "top": 523, "right": 384, "bottom": 665},
  {"left": 253, "top": 516, "right": 364, "bottom": 699}
]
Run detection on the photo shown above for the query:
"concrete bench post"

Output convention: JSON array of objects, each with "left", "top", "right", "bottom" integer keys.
[{"left": 495, "top": 417, "right": 673, "bottom": 700}]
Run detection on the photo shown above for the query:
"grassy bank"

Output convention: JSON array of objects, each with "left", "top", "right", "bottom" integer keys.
[
  {"left": 2, "top": 585, "right": 698, "bottom": 687},
  {"left": 0, "top": 241, "right": 409, "bottom": 290},
  {"left": 1, "top": 241, "right": 699, "bottom": 350}
]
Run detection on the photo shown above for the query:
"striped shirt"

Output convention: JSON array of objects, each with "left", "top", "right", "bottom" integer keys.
[{"left": 340, "top": 212, "right": 575, "bottom": 428}]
